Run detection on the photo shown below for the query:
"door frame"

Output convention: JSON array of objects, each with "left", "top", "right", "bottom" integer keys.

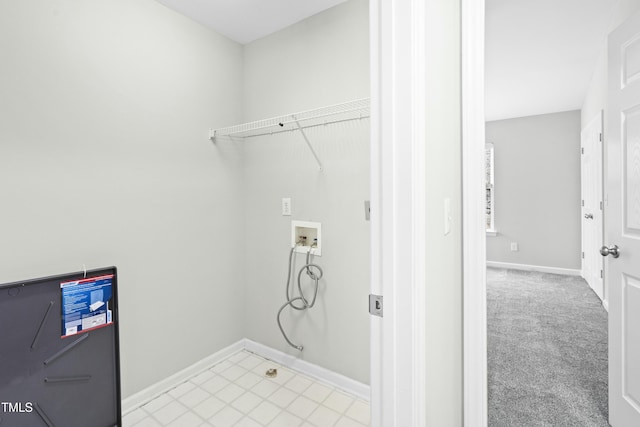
[
  {"left": 369, "top": 0, "right": 428, "bottom": 424},
  {"left": 461, "top": 0, "right": 488, "bottom": 425},
  {"left": 370, "top": 0, "right": 487, "bottom": 425}
]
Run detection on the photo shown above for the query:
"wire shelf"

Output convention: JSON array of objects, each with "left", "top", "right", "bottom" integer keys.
[{"left": 210, "top": 98, "right": 370, "bottom": 140}]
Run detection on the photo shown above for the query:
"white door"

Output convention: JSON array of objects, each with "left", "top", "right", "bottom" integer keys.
[
  {"left": 581, "top": 111, "right": 604, "bottom": 302},
  {"left": 606, "top": 9, "right": 640, "bottom": 427}
]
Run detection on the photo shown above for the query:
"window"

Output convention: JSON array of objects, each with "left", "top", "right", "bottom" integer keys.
[{"left": 485, "top": 143, "right": 496, "bottom": 234}]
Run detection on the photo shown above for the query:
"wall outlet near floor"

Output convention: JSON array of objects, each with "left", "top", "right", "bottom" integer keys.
[{"left": 510, "top": 242, "right": 519, "bottom": 251}]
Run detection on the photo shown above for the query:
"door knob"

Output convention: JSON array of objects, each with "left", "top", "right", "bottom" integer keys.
[
  {"left": 600, "top": 245, "right": 620, "bottom": 258},
  {"left": 584, "top": 213, "right": 594, "bottom": 219}
]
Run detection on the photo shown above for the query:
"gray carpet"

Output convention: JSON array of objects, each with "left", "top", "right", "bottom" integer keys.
[{"left": 488, "top": 268, "right": 609, "bottom": 427}]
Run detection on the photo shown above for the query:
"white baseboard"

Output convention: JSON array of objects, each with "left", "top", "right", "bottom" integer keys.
[
  {"left": 486, "top": 261, "right": 581, "bottom": 276},
  {"left": 243, "top": 339, "right": 370, "bottom": 401},
  {"left": 121, "top": 340, "right": 244, "bottom": 415},
  {"left": 121, "top": 339, "right": 370, "bottom": 415}
]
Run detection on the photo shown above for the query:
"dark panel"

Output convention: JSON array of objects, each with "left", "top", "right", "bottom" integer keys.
[{"left": 0, "top": 267, "right": 121, "bottom": 427}]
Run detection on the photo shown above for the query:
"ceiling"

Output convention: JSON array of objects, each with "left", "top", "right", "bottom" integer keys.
[
  {"left": 485, "top": 0, "right": 617, "bottom": 121},
  {"left": 155, "top": 0, "right": 348, "bottom": 45},
  {"left": 156, "top": 0, "right": 618, "bottom": 122}
]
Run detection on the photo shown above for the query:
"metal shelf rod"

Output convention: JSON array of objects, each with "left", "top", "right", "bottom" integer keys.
[
  {"left": 294, "top": 119, "right": 323, "bottom": 171},
  {"left": 211, "top": 98, "right": 369, "bottom": 140},
  {"left": 213, "top": 114, "right": 370, "bottom": 140},
  {"left": 208, "top": 98, "right": 370, "bottom": 173}
]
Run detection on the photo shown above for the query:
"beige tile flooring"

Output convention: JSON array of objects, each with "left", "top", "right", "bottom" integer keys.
[{"left": 123, "top": 350, "right": 370, "bottom": 427}]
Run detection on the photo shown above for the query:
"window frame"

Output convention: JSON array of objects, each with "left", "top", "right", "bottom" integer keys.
[{"left": 485, "top": 142, "right": 496, "bottom": 235}]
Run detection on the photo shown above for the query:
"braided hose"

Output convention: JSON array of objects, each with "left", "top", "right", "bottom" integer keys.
[{"left": 277, "top": 246, "right": 323, "bottom": 351}]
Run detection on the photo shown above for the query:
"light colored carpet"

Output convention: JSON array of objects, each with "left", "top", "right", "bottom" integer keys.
[{"left": 487, "top": 268, "right": 609, "bottom": 427}]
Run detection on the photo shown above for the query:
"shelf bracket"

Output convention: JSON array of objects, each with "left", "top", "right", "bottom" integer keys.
[{"left": 294, "top": 118, "right": 323, "bottom": 172}]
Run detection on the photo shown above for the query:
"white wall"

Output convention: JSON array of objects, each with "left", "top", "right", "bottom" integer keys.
[
  {"left": 242, "top": 0, "right": 371, "bottom": 384},
  {"left": 243, "top": 0, "right": 369, "bottom": 121},
  {"left": 424, "top": 0, "right": 463, "bottom": 424},
  {"left": 486, "top": 110, "right": 582, "bottom": 270},
  {"left": 0, "top": 0, "right": 246, "bottom": 398}
]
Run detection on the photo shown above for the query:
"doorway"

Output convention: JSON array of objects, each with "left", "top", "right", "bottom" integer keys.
[{"left": 462, "top": 1, "right": 640, "bottom": 426}]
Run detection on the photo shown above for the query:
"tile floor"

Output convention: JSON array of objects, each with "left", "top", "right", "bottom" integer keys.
[{"left": 123, "top": 350, "right": 371, "bottom": 427}]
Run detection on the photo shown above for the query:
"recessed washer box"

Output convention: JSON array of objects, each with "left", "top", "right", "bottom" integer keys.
[{"left": 291, "top": 220, "right": 322, "bottom": 256}]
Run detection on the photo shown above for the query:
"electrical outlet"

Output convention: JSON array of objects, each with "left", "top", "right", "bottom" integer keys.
[
  {"left": 510, "top": 242, "right": 519, "bottom": 251},
  {"left": 282, "top": 198, "right": 291, "bottom": 216}
]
